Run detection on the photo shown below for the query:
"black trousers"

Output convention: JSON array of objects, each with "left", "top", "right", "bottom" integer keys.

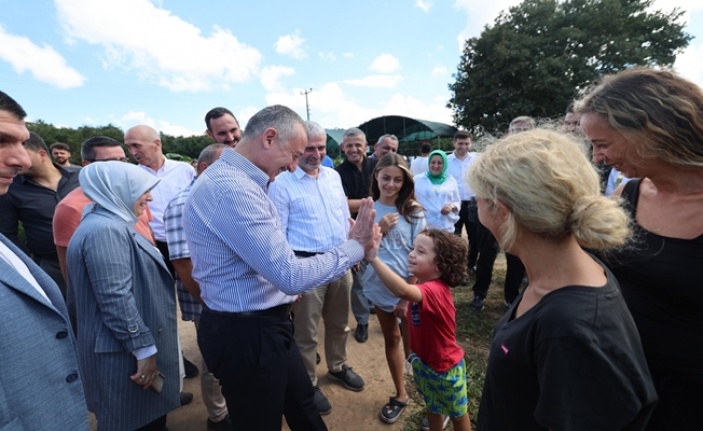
[
  {"left": 472, "top": 223, "right": 525, "bottom": 303},
  {"left": 155, "top": 240, "right": 176, "bottom": 279},
  {"left": 198, "top": 307, "right": 327, "bottom": 431},
  {"left": 454, "top": 199, "right": 480, "bottom": 269}
]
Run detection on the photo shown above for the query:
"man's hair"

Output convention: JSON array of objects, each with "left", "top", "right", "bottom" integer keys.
[
  {"left": 197, "top": 143, "right": 225, "bottom": 166},
  {"left": 241, "top": 105, "right": 305, "bottom": 145},
  {"left": 509, "top": 116, "right": 536, "bottom": 131},
  {"left": 376, "top": 133, "right": 399, "bottom": 145},
  {"left": 422, "top": 229, "right": 468, "bottom": 287},
  {"left": 50, "top": 142, "right": 70, "bottom": 152},
  {"left": 23, "top": 132, "right": 49, "bottom": 153},
  {"left": 420, "top": 143, "right": 431, "bottom": 154},
  {"left": 81, "top": 136, "right": 122, "bottom": 162},
  {"left": 565, "top": 102, "right": 575, "bottom": 114},
  {"left": 0, "top": 90, "right": 26, "bottom": 119},
  {"left": 454, "top": 130, "right": 471, "bottom": 140},
  {"left": 204, "top": 107, "right": 238, "bottom": 131},
  {"left": 305, "top": 121, "right": 327, "bottom": 141},
  {"left": 343, "top": 127, "right": 366, "bottom": 141}
]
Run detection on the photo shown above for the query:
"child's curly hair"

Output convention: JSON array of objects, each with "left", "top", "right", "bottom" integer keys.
[{"left": 423, "top": 229, "right": 468, "bottom": 287}]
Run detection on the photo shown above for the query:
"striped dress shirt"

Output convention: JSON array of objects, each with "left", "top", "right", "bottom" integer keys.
[{"left": 182, "top": 150, "right": 364, "bottom": 313}]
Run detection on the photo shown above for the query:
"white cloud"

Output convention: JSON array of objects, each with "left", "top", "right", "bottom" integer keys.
[
  {"left": 369, "top": 54, "right": 401, "bottom": 73},
  {"left": 343, "top": 52, "right": 354, "bottom": 58},
  {"left": 262, "top": 81, "right": 452, "bottom": 129},
  {"left": 675, "top": 39, "right": 703, "bottom": 89},
  {"left": 318, "top": 51, "right": 337, "bottom": 62},
  {"left": 416, "top": 0, "right": 433, "bottom": 13},
  {"left": 345, "top": 75, "right": 403, "bottom": 88},
  {"left": 55, "top": 0, "right": 261, "bottom": 92},
  {"left": 431, "top": 66, "right": 448, "bottom": 78},
  {"left": 274, "top": 30, "right": 306, "bottom": 60},
  {"left": 385, "top": 93, "right": 453, "bottom": 124},
  {"left": 0, "top": 25, "right": 85, "bottom": 88},
  {"left": 260, "top": 66, "right": 296, "bottom": 91},
  {"left": 116, "top": 111, "right": 199, "bottom": 137}
]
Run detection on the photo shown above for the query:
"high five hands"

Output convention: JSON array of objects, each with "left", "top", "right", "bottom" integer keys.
[{"left": 347, "top": 197, "right": 383, "bottom": 262}]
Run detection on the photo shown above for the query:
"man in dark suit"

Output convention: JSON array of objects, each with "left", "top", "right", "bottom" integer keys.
[{"left": 0, "top": 90, "right": 89, "bottom": 429}]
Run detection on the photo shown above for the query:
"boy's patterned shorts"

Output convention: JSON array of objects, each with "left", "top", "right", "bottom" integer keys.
[{"left": 410, "top": 353, "right": 469, "bottom": 418}]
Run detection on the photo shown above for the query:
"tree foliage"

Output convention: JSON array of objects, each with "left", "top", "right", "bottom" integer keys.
[
  {"left": 27, "top": 120, "right": 211, "bottom": 164},
  {"left": 448, "top": 0, "right": 692, "bottom": 133}
]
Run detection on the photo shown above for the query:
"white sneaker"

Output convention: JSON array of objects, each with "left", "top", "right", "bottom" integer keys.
[
  {"left": 404, "top": 359, "right": 413, "bottom": 376},
  {"left": 421, "top": 415, "right": 450, "bottom": 431}
]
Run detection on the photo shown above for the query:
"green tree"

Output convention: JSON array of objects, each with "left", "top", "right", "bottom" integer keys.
[{"left": 448, "top": 0, "right": 691, "bottom": 134}]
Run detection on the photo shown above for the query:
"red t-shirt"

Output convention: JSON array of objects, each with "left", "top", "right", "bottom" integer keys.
[{"left": 408, "top": 279, "right": 465, "bottom": 372}]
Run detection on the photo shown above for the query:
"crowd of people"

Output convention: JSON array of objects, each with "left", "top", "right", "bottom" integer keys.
[{"left": 0, "top": 66, "right": 701, "bottom": 431}]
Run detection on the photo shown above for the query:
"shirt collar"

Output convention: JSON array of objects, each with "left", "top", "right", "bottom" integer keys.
[{"left": 222, "top": 149, "right": 269, "bottom": 190}]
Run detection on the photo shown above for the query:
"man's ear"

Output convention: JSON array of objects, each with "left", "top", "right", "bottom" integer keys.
[
  {"left": 262, "top": 128, "right": 278, "bottom": 148},
  {"left": 205, "top": 129, "right": 214, "bottom": 140}
]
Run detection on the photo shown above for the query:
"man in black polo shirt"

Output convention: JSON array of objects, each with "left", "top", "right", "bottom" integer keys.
[
  {"left": 0, "top": 132, "right": 80, "bottom": 294},
  {"left": 335, "top": 127, "right": 376, "bottom": 343}
]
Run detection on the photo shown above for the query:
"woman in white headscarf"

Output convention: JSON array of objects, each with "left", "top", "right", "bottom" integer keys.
[
  {"left": 66, "top": 161, "right": 180, "bottom": 431},
  {"left": 414, "top": 150, "right": 461, "bottom": 232}
]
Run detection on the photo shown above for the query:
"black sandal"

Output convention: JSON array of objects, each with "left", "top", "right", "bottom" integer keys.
[{"left": 379, "top": 397, "right": 408, "bottom": 424}]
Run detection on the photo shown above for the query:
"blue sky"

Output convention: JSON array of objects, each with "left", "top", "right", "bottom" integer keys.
[{"left": 1, "top": 0, "right": 702, "bottom": 137}]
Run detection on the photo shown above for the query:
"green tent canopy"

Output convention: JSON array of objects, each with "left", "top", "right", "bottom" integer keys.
[{"left": 357, "top": 115, "right": 457, "bottom": 144}]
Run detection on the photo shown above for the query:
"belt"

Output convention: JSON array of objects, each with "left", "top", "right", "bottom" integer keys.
[
  {"left": 294, "top": 250, "right": 322, "bottom": 258},
  {"left": 204, "top": 303, "right": 292, "bottom": 319}
]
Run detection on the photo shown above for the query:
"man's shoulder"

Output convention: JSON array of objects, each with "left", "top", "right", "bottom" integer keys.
[
  {"left": 56, "top": 187, "right": 90, "bottom": 210},
  {"left": 164, "top": 159, "right": 195, "bottom": 174}
]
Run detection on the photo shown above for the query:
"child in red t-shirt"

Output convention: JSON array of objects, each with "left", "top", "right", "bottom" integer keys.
[{"left": 367, "top": 228, "right": 472, "bottom": 431}]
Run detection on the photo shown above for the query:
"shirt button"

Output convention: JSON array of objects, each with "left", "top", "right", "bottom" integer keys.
[
  {"left": 66, "top": 373, "right": 78, "bottom": 383},
  {"left": 56, "top": 331, "right": 68, "bottom": 339}
]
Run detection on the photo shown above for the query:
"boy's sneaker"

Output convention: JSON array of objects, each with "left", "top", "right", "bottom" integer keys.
[
  {"left": 327, "top": 364, "right": 365, "bottom": 391},
  {"left": 469, "top": 295, "right": 485, "bottom": 310},
  {"left": 404, "top": 359, "right": 413, "bottom": 376},
  {"left": 421, "top": 415, "right": 451, "bottom": 431}
]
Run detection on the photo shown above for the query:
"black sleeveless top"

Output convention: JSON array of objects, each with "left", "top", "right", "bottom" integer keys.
[{"left": 602, "top": 179, "right": 703, "bottom": 369}]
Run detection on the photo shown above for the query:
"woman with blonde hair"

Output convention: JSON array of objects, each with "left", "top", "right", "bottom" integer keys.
[
  {"left": 469, "top": 129, "right": 657, "bottom": 430},
  {"left": 578, "top": 68, "right": 703, "bottom": 430}
]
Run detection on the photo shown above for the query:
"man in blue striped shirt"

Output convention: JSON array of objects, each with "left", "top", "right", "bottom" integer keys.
[
  {"left": 183, "top": 105, "right": 377, "bottom": 431},
  {"left": 269, "top": 121, "right": 365, "bottom": 416}
]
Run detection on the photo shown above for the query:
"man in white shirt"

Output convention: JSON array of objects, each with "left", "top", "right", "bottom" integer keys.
[
  {"left": 269, "top": 121, "right": 365, "bottom": 416},
  {"left": 445, "top": 131, "right": 480, "bottom": 274},
  {"left": 410, "top": 142, "right": 431, "bottom": 176}
]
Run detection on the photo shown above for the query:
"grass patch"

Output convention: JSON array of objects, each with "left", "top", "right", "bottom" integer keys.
[{"left": 401, "top": 255, "right": 508, "bottom": 430}]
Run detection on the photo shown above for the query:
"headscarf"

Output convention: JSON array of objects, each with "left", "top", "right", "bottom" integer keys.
[
  {"left": 80, "top": 161, "right": 160, "bottom": 224},
  {"left": 427, "top": 149, "right": 448, "bottom": 185}
]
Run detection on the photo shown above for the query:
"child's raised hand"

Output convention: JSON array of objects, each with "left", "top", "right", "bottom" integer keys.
[{"left": 364, "top": 223, "right": 383, "bottom": 262}]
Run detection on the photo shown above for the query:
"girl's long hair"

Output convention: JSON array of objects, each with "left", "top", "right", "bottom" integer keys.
[{"left": 371, "top": 153, "right": 423, "bottom": 222}]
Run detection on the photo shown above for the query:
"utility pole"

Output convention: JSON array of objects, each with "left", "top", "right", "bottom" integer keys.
[{"left": 301, "top": 88, "right": 312, "bottom": 120}]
